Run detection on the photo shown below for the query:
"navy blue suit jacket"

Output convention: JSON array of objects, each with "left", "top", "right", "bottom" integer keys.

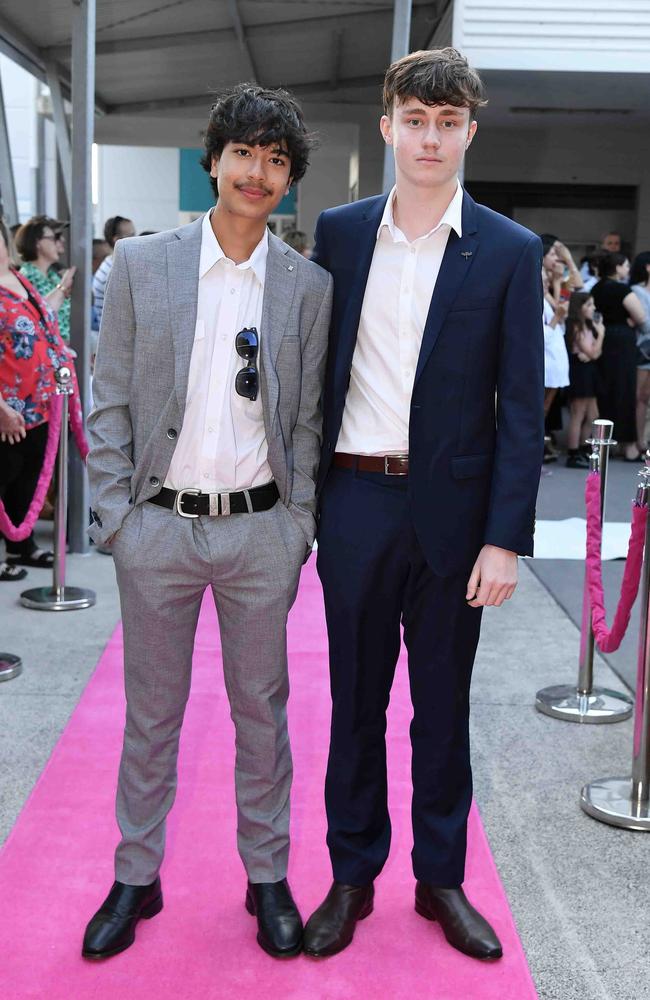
[{"left": 312, "top": 189, "right": 544, "bottom": 576}]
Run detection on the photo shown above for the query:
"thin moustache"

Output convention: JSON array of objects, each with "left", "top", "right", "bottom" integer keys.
[{"left": 236, "top": 184, "right": 272, "bottom": 195}]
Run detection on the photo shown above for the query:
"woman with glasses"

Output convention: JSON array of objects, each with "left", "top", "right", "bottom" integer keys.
[{"left": 14, "top": 216, "right": 75, "bottom": 343}]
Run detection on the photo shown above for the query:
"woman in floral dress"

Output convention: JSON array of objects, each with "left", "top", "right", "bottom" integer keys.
[{"left": 0, "top": 219, "right": 78, "bottom": 581}]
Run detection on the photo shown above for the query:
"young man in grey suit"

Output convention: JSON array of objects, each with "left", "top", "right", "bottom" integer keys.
[{"left": 83, "top": 85, "right": 332, "bottom": 961}]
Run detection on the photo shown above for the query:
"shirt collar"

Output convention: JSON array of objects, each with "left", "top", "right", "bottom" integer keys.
[
  {"left": 377, "top": 181, "right": 464, "bottom": 243},
  {"left": 199, "top": 209, "right": 268, "bottom": 283}
]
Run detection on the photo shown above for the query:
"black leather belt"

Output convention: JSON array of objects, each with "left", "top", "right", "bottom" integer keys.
[{"left": 149, "top": 481, "right": 279, "bottom": 518}]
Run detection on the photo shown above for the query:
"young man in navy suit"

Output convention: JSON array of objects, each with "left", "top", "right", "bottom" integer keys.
[{"left": 303, "top": 48, "right": 544, "bottom": 960}]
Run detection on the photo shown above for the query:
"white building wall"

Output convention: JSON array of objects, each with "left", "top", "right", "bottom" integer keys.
[
  {"left": 0, "top": 55, "right": 39, "bottom": 221},
  {"left": 454, "top": 0, "right": 650, "bottom": 72},
  {"left": 465, "top": 123, "right": 650, "bottom": 251},
  {"left": 94, "top": 123, "right": 359, "bottom": 245},
  {"left": 95, "top": 145, "right": 180, "bottom": 236},
  {"left": 298, "top": 122, "right": 359, "bottom": 241}
]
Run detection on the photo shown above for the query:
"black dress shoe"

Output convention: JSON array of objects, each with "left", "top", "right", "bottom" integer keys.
[
  {"left": 82, "top": 878, "right": 163, "bottom": 960},
  {"left": 303, "top": 881, "right": 374, "bottom": 957},
  {"left": 245, "top": 879, "right": 303, "bottom": 958},
  {"left": 415, "top": 883, "right": 502, "bottom": 960}
]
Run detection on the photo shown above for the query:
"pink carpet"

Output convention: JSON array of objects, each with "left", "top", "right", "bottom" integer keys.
[{"left": 1, "top": 562, "right": 537, "bottom": 999}]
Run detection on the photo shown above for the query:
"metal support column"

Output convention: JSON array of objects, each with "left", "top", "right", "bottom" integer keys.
[
  {"left": 45, "top": 61, "right": 72, "bottom": 208},
  {"left": 0, "top": 62, "right": 18, "bottom": 225},
  {"left": 68, "top": 0, "right": 95, "bottom": 553},
  {"left": 382, "top": 0, "right": 412, "bottom": 194}
]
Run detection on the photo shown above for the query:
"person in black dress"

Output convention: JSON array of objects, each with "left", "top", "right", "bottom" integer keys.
[
  {"left": 592, "top": 253, "right": 646, "bottom": 460},
  {"left": 565, "top": 292, "right": 605, "bottom": 468}
]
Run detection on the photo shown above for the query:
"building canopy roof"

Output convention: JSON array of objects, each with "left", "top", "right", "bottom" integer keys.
[{"left": 0, "top": 0, "right": 447, "bottom": 118}]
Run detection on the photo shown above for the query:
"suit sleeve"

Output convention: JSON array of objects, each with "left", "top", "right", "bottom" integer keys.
[
  {"left": 287, "top": 274, "right": 333, "bottom": 551},
  {"left": 483, "top": 235, "right": 544, "bottom": 556},
  {"left": 86, "top": 240, "right": 136, "bottom": 544}
]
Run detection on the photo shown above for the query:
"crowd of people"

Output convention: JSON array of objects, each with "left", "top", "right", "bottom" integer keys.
[{"left": 542, "top": 230, "right": 650, "bottom": 468}]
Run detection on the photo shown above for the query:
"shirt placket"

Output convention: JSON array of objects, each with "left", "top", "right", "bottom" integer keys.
[
  {"left": 201, "top": 261, "right": 244, "bottom": 487},
  {"left": 398, "top": 241, "right": 418, "bottom": 391}
]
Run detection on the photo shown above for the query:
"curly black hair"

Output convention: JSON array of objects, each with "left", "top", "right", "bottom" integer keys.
[{"left": 200, "top": 83, "right": 316, "bottom": 195}]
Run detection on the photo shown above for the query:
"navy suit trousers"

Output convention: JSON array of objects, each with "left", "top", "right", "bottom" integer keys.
[{"left": 317, "top": 465, "right": 483, "bottom": 887}]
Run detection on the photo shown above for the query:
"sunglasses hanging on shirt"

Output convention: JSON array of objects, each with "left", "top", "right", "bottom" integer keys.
[{"left": 235, "top": 327, "right": 259, "bottom": 401}]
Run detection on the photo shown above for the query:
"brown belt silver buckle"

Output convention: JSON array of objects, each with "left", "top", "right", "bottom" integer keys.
[{"left": 384, "top": 455, "right": 408, "bottom": 476}]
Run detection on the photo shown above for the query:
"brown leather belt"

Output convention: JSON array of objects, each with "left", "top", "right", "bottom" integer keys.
[{"left": 333, "top": 452, "right": 409, "bottom": 476}]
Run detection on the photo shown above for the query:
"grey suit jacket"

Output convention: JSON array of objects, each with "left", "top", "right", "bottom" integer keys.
[{"left": 86, "top": 216, "right": 332, "bottom": 549}]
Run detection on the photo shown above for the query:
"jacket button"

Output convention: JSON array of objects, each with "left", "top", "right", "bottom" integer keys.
[
  {"left": 150, "top": 476, "right": 160, "bottom": 487},
  {"left": 167, "top": 428, "right": 177, "bottom": 439}
]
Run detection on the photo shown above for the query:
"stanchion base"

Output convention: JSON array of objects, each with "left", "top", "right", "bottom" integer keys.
[
  {"left": 19, "top": 586, "right": 96, "bottom": 611},
  {"left": 0, "top": 653, "right": 22, "bottom": 682},
  {"left": 581, "top": 777, "right": 650, "bottom": 831},
  {"left": 535, "top": 684, "right": 633, "bottom": 723}
]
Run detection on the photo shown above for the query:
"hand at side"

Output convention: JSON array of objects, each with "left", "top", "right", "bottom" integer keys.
[{"left": 466, "top": 544, "right": 518, "bottom": 608}]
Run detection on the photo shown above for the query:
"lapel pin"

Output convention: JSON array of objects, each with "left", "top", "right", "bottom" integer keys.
[
  {"left": 287, "top": 264, "right": 294, "bottom": 271},
  {"left": 461, "top": 251, "right": 473, "bottom": 259}
]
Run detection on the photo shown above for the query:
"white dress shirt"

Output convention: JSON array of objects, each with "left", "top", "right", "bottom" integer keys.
[
  {"left": 165, "top": 211, "right": 273, "bottom": 491},
  {"left": 336, "top": 182, "right": 464, "bottom": 456}
]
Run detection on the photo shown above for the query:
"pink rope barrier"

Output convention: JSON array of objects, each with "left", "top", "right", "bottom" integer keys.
[
  {"left": 0, "top": 385, "right": 90, "bottom": 542},
  {"left": 584, "top": 471, "right": 648, "bottom": 653},
  {"left": 68, "top": 394, "right": 89, "bottom": 462}
]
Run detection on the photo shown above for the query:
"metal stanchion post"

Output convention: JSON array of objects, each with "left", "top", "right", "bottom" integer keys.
[
  {"left": 581, "top": 464, "right": 650, "bottom": 829},
  {"left": 536, "top": 419, "right": 633, "bottom": 723},
  {"left": 0, "top": 653, "right": 22, "bottom": 682},
  {"left": 20, "top": 367, "right": 95, "bottom": 611}
]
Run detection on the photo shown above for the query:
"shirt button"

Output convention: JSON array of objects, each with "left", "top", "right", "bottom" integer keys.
[
  {"left": 208, "top": 426, "right": 214, "bottom": 433},
  {"left": 149, "top": 476, "right": 160, "bottom": 487},
  {"left": 203, "top": 473, "right": 210, "bottom": 480},
  {"left": 166, "top": 428, "right": 177, "bottom": 439},
  {"left": 230, "top": 288, "right": 236, "bottom": 295}
]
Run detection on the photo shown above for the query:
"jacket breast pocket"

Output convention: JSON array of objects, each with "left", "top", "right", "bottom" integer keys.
[{"left": 451, "top": 453, "right": 493, "bottom": 480}]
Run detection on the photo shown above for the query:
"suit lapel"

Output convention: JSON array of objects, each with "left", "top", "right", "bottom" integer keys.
[
  {"left": 166, "top": 216, "right": 202, "bottom": 416},
  {"left": 414, "top": 191, "right": 480, "bottom": 384},
  {"left": 333, "top": 195, "right": 386, "bottom": 411},
  {"left": 260, "top": 233, "right": 297, "bottom": 434}
]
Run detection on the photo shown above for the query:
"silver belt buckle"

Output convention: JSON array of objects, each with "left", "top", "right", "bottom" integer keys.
[
  {"left": 176, "top": 487, "right": 201, "bottom": 518},
  {"left": 384, "top": 454, "right": 408, "bottom": 476}
]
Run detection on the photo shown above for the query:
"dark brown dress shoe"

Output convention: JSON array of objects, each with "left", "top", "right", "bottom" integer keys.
[
  {"left": 82, "top": 878, "right": 163, "bottom": 960},
  {"left": 303, "top": 881, "right": 374, "bottom": 957},
  {"left": 245, "top": 879, "right": 303, "bottom": 958},
  {"left": 415, "top": 883, "right": 503, "bottom": 960}
]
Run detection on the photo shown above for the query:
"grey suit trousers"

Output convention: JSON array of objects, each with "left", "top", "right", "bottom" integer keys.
[{"left": 111, "top": 495, "right": 306, "bottom": 885}]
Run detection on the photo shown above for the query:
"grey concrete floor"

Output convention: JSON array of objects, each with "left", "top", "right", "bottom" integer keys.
[
  {"left": 2, "top": 502, "right": 650, "bottom": 999},
  {"left": 0, "top": 523, "right": 121, "bottom": 844}
]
